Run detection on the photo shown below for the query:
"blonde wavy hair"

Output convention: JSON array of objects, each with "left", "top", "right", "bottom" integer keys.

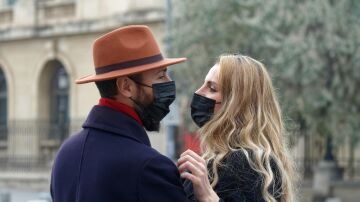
[{"left": 199, "top": 54, "right": 296, "bottom": 202}]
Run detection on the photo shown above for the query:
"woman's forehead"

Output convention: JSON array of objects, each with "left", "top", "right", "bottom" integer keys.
[{"left": 205, "top": 64, "right": 219, "bottom": 82}]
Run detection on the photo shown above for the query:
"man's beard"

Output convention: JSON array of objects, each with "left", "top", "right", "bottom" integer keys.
[{"left": 132, "top": 88, "right": 161, "bottom": 131}]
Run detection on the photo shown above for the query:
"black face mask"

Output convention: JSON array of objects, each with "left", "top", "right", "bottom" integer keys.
[
  {"left": 190, "top": 93, "right": 220, "bottom": 127},
  {"left": 131, "top": 80, "right": 176, "bottom": 131}
]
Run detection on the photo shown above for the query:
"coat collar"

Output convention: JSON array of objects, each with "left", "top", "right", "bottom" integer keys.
[
  {"left": 98, "top": 98, "right": 143, "bottom": 125},
  {"left": 82, "top": 105, "right": 151, "bottom": 146}
]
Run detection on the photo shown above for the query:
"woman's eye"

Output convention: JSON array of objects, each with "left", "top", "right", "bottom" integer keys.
[{"left": 209, "top": 87, "right": 217, "bottom": 92}]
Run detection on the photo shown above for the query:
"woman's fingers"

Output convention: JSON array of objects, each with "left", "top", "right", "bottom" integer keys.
[
  {"left": 178, "top": 159, "right": 202, "bottom": 176},
  {"left": 177, "top": 150, "right": 220, "bottom": 202},
  {"left": 177, "top": 154, "right": 206, "bottom": 173},
  {"left": 180, "top": 171, "right": 200, "bottom": 185},
  {"left": 178, "top": 161, "right": 205, "bottom": 186},
  {"left": 177, "top": 153, "right": 208, "bottom": 187},
  {"left": 180, "top": 150, "right": 206, "bottom": 165}
]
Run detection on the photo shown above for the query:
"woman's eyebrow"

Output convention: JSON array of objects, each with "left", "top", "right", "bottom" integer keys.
[{"left": 206, "top": 80, "right": 218, "bottom": 87}]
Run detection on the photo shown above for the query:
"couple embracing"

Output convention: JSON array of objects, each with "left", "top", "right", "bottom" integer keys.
[{"left": 50, "top": 25, "right": 295, "bottom": 202}]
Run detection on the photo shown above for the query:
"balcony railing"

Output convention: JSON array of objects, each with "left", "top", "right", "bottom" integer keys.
[{"left": 36, "top": 0, "right": 76, "bottom": 25}]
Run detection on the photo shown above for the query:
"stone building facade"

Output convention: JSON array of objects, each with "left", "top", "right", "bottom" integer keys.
[{"left": 0, "top": 0, "right": 170, "bottom": 190}]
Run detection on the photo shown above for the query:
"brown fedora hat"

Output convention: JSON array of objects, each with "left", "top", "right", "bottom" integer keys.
[{"left": 76, "top": 25, "right": 186, "bottom": 84}]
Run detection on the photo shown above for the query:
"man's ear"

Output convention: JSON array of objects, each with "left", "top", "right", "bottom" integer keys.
[{"left": 116, "top": 77, "right": 136, "bottom": 98}]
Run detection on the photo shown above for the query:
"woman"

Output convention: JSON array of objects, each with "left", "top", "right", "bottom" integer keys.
[{"left": 177, "top": 54, "right": 296, "bottom": 202}]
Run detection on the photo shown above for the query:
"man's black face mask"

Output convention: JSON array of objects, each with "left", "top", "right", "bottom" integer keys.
[{"left": 130, "top": 80, "right": 176, "bottom": 131}]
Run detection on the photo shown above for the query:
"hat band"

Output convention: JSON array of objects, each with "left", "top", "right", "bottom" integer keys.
[{"left": 95, "top": 54, "right": 164, "bottom": 75}]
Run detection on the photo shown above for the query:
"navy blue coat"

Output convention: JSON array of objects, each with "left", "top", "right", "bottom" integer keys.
[{"left": 50, "top": 105, "right": 188, "bottom": 202}]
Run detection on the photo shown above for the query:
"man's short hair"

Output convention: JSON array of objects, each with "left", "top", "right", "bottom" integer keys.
[
  {"left": 95, "top": 79, "right": 118, "bottom": 99},
  {"left": 95, "top": 73, "right": 143, "bottom": 99}
]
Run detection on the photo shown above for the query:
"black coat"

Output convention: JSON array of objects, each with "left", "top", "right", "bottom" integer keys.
[
  {"left": 184, "top": 150, "right": 282, "bottom": 202},
  {"left": 50, "top": 105, "right": 188, "bottom": 202}
]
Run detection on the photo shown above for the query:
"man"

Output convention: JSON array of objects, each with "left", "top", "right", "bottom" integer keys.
[{"left": 50, "top": 25, "right": 188, "bottom": 201}]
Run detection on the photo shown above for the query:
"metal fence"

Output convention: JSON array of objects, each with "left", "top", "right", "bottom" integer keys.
[
  {"left": 0, "top": 120, "right": 83, "bottom": 173},
  {"left": 292, "top": 157, "right": 360, "bottom": 181},
  {"left": 1, "top": 120, "right": 360, "bottom": 181}
]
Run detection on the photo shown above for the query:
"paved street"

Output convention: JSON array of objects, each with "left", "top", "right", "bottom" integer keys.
[{"left": 0, "top": 190, "right": 51, "bottom": 202}]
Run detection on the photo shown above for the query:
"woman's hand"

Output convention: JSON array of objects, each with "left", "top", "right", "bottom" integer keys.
[{"left": 177, "top": 149, "right": 220, "bottom": 202}]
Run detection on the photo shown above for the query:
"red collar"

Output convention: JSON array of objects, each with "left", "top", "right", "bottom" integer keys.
[{"left": 98, "top": 98, "right": 143, "bottom": 126}]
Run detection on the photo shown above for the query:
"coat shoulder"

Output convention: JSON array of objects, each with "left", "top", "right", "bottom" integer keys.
[{"left": 137, "top": 150, "right": 187, "bottom": 201}]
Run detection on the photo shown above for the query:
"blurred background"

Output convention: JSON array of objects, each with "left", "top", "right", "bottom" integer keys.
[{"left": 0, "top": 0, "right": 359, "bottom": 201}]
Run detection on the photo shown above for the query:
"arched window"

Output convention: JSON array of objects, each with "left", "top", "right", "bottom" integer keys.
[
  {"left": 0, "top": 68, "right": 7, "bottom": 140},
  {"left": 49, "top": 61, "right": 69, "bottom": 140},
  {"left": 38, "top": 60, "right": 70, "bottom": 140}
]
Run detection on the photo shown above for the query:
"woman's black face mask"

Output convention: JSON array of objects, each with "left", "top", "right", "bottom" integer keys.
[{"left": 190, "top": 93, "right": 221, "bottom": 127}]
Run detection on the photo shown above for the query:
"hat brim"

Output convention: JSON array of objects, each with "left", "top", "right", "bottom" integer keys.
[{"left": 75, "top": 57, "right": 186, "bottom": 84}]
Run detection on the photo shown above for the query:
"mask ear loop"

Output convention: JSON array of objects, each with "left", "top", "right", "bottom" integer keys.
[
  {"left": 128, "top": 77, "right": 154, "bottom": 108},
  {"left": 129, "top": 97, "right": 139, "bottom": 105},
  {"left": 127, "top": 77, "right": 145, "bottom": 106}
]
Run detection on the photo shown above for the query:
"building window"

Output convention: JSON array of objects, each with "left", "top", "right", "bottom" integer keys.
[
  {"left": 5, "top": 0, "right": 17, "bottom": 6},
  {"left": 0, "top": 68, "right": 7, "bottom": 140},
  {"left": 49, "top": 62, "right": 69, "bottom": 140}
]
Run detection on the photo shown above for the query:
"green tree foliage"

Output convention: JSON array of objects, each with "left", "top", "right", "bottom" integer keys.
[{"left": 169, "top": 0, "right": 360, "bottom": 160}]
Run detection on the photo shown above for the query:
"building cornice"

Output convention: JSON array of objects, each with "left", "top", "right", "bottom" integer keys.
[{"left": 0, "top": 8, "right": 165, "bottom": 42}]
